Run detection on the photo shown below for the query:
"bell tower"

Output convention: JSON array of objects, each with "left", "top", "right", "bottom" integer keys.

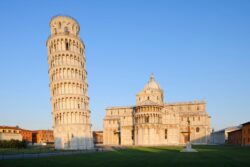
[{"left": 46, "top": 15, "right": 93, "bottom": 150}]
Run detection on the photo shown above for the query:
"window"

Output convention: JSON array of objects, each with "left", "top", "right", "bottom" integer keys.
[
  {"left": 58, "top": 22, "right": 61, "bottom": 28},
  {"left": 78, "top": 104, "right": 80, "bottom": 109},
  {"left": 196, "top": 127, "right": 200, "bottom": 133},
  {"left": 64, "top": 27, "right": 69, "bottom": 33},
  {"left": 145, "top": 116, "right": 149, "bottom": 123},
  {"left": 197, "top": 106, "right": 200, "bottom": 110},
  {"left": 147, "top": 96, "right": 150, "bottom": 100},
  {"left": 165, "top": 129, "right": 168, "bottom": 139},
  {"left": 66, "top": 42, "right": 69, "bottom": 50}
]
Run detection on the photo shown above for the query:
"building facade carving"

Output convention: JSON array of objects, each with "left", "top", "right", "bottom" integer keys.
[
  {"left": 47, "top": 16, "right": 93, "bottom": 150},
  {"left": 103, "top": 74, "right": 211, "bottom": 145}
]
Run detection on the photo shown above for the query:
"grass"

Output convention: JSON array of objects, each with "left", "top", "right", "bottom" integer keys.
[{"left": 0, "top": 145, "right": 250, "bottom": 167}]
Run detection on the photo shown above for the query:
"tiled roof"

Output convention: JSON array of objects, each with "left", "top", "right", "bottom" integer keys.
[
  {"left": 242, "top": 121, "right": 250, "bottom": 126},
  {"left": 0, "top": 126, "right": 21, "bottom": 130}
]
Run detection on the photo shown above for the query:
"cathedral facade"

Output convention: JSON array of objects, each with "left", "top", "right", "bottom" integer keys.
[{"left": 103, "top": 75, "right": 211, "bottom": 146}]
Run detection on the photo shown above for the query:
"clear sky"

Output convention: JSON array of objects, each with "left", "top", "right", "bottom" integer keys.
[{"left": 0, "top": 0, "right": 249, "bottom": 131}]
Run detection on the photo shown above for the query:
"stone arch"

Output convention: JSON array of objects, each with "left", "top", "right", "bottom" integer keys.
[
  {"left": 70, "top": 54, "right": 73, "bottom": 65},
  {"left": 59, "top": 113, "right": 62, "bottom": 124}
]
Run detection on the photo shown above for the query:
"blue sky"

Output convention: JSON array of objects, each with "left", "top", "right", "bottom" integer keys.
[{"left": 0, "top": 0, "right": 249, "bottom": 131}]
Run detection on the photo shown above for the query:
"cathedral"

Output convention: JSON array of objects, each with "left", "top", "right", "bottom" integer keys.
[{"left": 103, "top": 74, "right": 211, "bottom": 146}]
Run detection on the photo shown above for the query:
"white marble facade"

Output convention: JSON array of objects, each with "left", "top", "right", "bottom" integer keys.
[
  {"left": 103, "top": 75, "right": 211, "bottom": 146},
  {"left": 47, "top": 16, "right": 93, "bottom": 150}
]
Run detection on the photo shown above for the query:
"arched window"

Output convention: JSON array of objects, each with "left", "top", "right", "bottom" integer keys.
[
  {"left": 145, "top": 116, "right": 149, "bottom": 123},
  {"left": 147, "top": 96, "right": 150, "bottom": 100},
  {"left": 197, "top": 106, "right": 200, "bottom": 110},
  {"left": 196, "top": 127, "right": 200, "bottom": 133},
  {"left": 165, "top": 129, "right": 168, "bottom": 139},
  {"left": 65, "top": 42, "right": 69, "bottom": 50},
  {"left": 64, "top": 27, "right": 69, "bottom": 33}
]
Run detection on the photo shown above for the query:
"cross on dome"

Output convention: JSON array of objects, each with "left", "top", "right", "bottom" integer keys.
[{"left": 150, "top": 73, "right": 155, "bottom": 81}]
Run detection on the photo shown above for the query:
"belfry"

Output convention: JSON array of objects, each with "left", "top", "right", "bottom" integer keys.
[{"left": 46, "top": 16, "right": 93, "bottom": 150}]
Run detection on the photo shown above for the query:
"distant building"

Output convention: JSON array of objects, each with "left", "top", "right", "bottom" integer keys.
[
  {"left": 20, "top": 129, "right": 33, "bottom": 143},
  {"left": 0, "top": 125, "right": 54, "bottom": 144},
  {"left": 242, "top": 122, "right": 250, "bottom": 146},
  {"left": 93, "top": 131, "right": 103, "bottom": 144},
  {"left": 0, "top": 126, "right": 22, "bottom": 141},
  {"left": 103, "top": 75, "right": 211, "bottom": 146},
  {"left": 210, "top": 127, "right": 240, "bottom": 144},
  {"left": 228, "top": 129, "right": 242, "bottom": 145},
  {"left": 33, "top": 130, "right": 54, "bottom": 144}
]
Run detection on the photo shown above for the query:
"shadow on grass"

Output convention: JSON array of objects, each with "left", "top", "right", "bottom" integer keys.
[{"left": 1, "top": 145, "right": 250, "bottom": 167}]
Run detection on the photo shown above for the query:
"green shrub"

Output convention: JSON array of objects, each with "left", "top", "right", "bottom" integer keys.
[{"left": 0, "top": 140, "right": 27, "bottom": 148}]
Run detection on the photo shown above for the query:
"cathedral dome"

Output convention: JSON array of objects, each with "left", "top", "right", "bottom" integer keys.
[
  {"left": 143, "top": 74, "right": 161, "bottom": 90},
  {"left": 136, "top": 74, "right": 164, "bottom": 106}
]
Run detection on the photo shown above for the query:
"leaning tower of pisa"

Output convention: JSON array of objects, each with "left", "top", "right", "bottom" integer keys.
[{"left": 46, "top": 16, "right": 93, "bottom": 150}]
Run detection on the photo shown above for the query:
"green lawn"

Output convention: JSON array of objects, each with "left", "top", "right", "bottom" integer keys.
[{"left": 1, "top": 145, "right": 250, "bottom": 167}]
